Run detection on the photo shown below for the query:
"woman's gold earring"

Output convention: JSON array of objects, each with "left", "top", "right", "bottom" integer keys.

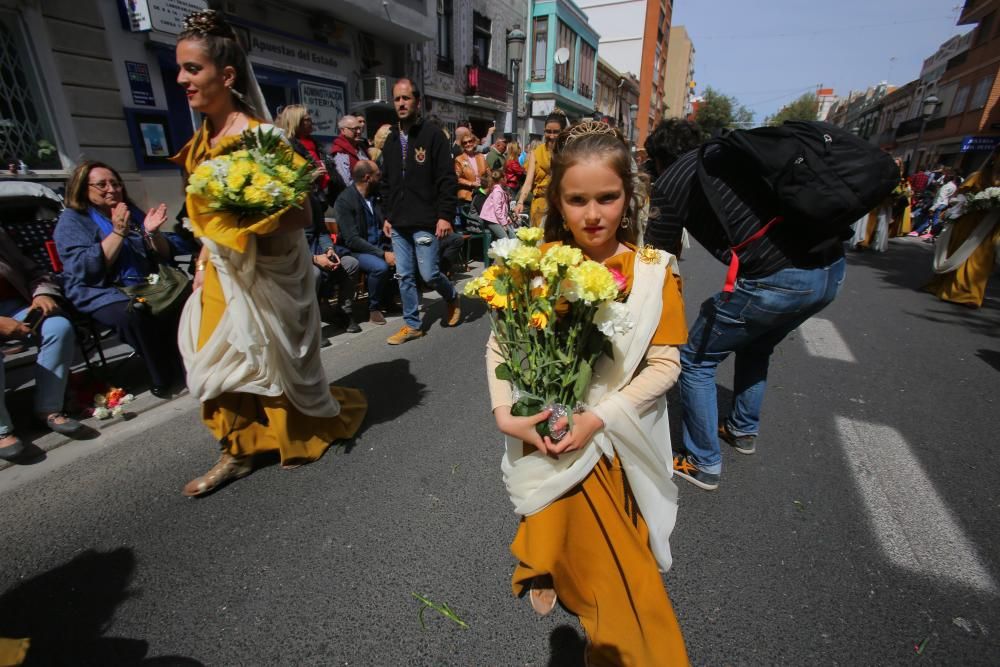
[{"left": 621, "top": 215, "right": 631, "bottom": 229}]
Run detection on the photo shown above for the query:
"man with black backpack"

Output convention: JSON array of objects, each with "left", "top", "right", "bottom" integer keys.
[{"left": 646, "top": 121, "right": 897, "bottom": 491}]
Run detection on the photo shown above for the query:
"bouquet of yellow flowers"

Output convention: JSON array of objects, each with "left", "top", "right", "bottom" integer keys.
[
  {"left": 185, "top": 127, "right": 314, "bottom": 219},
  {"left": 465, "top": 227, "right": 633, "bottom": 439}
]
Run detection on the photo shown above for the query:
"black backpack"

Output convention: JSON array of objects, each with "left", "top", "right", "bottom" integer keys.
[
  {"left": 696, "top": 121, "right": 898, "bottom": 295},
  {"left": 698, "top": 121, "right": 898, "bottom": 237}
]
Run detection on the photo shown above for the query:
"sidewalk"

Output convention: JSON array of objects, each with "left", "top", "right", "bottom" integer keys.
[{"left": 0, "top": 261, "right": 486, "bottom": 473}]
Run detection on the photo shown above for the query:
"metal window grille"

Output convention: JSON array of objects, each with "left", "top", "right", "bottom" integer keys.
[{"left": 0, "top": 12, "right": 59, "bottom": 169}]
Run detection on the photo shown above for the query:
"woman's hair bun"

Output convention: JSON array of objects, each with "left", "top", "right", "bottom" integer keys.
[{"left": 181, "top": 9, "right": 237, "bottom": 40}]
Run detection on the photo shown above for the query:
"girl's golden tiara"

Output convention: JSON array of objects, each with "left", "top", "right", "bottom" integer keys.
[{"left": 557, "top": 120, "right": 624, "bottom": 151}]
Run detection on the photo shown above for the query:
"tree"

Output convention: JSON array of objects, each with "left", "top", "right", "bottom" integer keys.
[
  {"left": 695, "top": 86, "right": 756, "bottom": 137},
  {"left": 766, "top": 92, "right": 819, "bottom": 126}
]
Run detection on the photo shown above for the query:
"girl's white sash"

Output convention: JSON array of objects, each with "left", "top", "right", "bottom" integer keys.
[{"left": 501, "top": 249, "right": 679, "bottom": 571}]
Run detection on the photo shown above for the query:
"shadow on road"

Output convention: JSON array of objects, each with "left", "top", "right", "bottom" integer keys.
[
  {"left": 546, "top": 625, "right": 586, "bottom": 666},
  {"left": 845, "top": 240, "right": 937, "bottom": 291},
  {"left": 330, "top": 358, "right": 427, "bottom": 436},
  {"left": 977, "top": 348, "right": 1000, "bottom": 373},
  {"left": 847, "top": 238, "right": 1000, "bottom": 311},
  {"left": 0, "top": 547, "right": 203, "bottom": 666}
]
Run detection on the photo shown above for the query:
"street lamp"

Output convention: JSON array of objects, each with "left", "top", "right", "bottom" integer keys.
[
  {"left": 629, "top": 103, "right": 638, "bottom": 144},
  {"left": 506, "top": 25, "right": 526, "bottom": 144},
  {"left": 911, "top": 93, "right": 941, "bottom": 175}
]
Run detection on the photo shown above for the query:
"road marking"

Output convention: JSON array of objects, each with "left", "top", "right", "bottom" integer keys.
[
  {"left": 798, "top": 317, "right": 857, "bottom": 362},
  {"left": 835, "top": 416, "right": 997, "bottom": 595}
]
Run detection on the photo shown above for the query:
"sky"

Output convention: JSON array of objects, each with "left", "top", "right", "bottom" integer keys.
[{"left": 671, "top": 0, "right": 974, "bottom": 122}]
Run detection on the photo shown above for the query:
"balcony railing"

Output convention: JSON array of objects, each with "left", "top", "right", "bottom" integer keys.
[
  {"left": 895, "top": 117, "right": 923, "bottom": 138},
  {"left": 577, "top": 82, "right": 593, "bottom": 99},
  {"left": 555, "top": 69, "right": 574, "bottom": 90},
  {"left": 466, "top": 66, "right": 508, "bottom": 102}
]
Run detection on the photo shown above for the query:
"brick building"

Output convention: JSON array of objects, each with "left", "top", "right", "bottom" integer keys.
[
  {"left": 915, "top": 0, "right": 1000, "bottom": 173},
  {"left": 662, "top": 25, "right": 694, "bottom": 120},
  {"left": 576, "top": 0, "right": 672, "bottom": 145}
]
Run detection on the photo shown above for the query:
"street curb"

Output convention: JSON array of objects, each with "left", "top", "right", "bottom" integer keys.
[{"left": 0, "top": 266, "right": 484, "bottom": 473}]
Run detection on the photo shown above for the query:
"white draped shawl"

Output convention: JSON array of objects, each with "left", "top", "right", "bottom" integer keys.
[
  {"left": 178, "top": 232, "right": 341, "bottom": 418},
  {"left": 932, "top": 209, "right": 1000, "bottom": 274},
  {"left": 501, "top": 249, "right": 680, "bottom": 572}
]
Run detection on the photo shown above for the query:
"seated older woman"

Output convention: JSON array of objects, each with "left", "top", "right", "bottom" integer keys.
[
  {"left": 0, "top": 229, "right": 82, "bottom": 460},
  {"left": 54, "top": 161, "right": 184, "bottom": 398}
]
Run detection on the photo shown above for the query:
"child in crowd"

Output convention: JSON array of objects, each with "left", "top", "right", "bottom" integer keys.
[
  {"left": 477, "top": 168, "right": 514, "bottom": 240},
  {"left": 485, "top": 121, "right": 690, "bottom": 665}
]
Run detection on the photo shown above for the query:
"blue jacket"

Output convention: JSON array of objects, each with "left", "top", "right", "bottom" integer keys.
[{"left": 53, "top": 207, "right": 157, "bottom": 313}]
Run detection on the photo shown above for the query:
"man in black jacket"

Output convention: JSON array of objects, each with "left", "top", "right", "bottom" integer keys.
[
  {"left": 381, "top": 78, "right": 462, "bottom": 345},
  {"left": 333, "top": 160, "right": 394, "bottom": 325}
]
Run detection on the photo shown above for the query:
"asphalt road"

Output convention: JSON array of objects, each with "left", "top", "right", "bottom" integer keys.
[{"left": 0, "top": 237, "right": 997, "bottom": 666}]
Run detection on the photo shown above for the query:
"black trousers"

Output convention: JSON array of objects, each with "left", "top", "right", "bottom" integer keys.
[{"left": 90, "top": 300, "right": 184, "bottom": 388}]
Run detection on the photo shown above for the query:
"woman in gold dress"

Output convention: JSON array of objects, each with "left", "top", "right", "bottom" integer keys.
[
  {"left": 513, "top": 111, "right": 569, "bottom": 227},
  {"left": 171, "top": 10, "right": 366, "bottom": 497},
  {"left": 926, "top": 151, "right": 1000, "bottom": 308}
]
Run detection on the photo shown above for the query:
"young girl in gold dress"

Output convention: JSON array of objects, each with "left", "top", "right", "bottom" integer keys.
[{"left": 487, "top": 122, "right": 690, "bottom": 665}]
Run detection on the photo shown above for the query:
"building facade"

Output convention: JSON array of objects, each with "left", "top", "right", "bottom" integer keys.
[
  {"left": 915, "top": 0, "right": 1000, "bottom": 173},
  {"left": 816, "top": 88, "right": 837, "bottom": 121},
  {"left": 576, "top": 0, "right": 671, "bottom": 144},
  {"left": 524, "top": 0, "right": 599, "bottom": 136},
  {"left": 594, "top": 57, "right": 640, "bottom": 137},
  {"left": 0, "top": 0, "right": 433, "bottom": 221},
  {"left": 662, "top": 25, "right": 694, "bottom": 120},
  {"left": 418, "top": 0, "right": 528, "bottom": 142}
]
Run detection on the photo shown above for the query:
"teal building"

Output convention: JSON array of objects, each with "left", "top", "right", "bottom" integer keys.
[{"left": 525, "top": 0, "right": 600, "bottom": 135}]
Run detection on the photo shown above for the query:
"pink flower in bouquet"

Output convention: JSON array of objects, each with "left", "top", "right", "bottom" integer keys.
[{"left": 608, "top": 267, "right": 628, "bottom": 293}]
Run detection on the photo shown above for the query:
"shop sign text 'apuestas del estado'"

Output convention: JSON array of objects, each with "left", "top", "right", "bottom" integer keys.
[{"left": 247, "top": 31, "right": 350, "bottom": 74}]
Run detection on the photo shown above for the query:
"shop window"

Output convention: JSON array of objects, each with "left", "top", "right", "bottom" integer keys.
[
  {"left": 532, "top": 16, "right": 548, "bottom": 81},
  {"left": 969, "top": 75, "right": 992, "bottom": 110},
  {"left": 437, "top": 0, "right": 453, "bottom": 74},
  {"left": 473, "top": 12, "right": 491, "bottom": 68},
  {"left": 0, "top": 10, "right": 61, "bottom": 170}
]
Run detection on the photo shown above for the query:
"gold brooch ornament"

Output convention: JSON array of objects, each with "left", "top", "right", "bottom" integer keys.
[{"left": 638, "top": 245, "right": 661, "bottom": 264}]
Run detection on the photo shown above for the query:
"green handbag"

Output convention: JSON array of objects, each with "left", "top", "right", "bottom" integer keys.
[{"left": 120, "top": 263, "right": 192, "bottom": 316}]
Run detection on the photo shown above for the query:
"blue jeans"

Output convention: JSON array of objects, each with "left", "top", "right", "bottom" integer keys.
[
  {"left": 912, "top": 206, "right": 943, "bottom": 235},
  {"left": 0, "top": 298, "right": 75, "bottom": 436},
  {"left": 679, "top": 258, "right": 846, "bottom": 474},
  {"left": 354, "top": 252, "right": 392, "bottom": 312},
  {"left": 391, "top": 228, "right": 457, "bottom": 329}
]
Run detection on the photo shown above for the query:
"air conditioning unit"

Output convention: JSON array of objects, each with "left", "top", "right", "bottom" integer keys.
[{"left": 361, "top": 76, "right": 395, "bottom": 104}]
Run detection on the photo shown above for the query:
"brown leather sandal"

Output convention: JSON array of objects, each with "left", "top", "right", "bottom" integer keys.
[
  {"left": 528, "top": 575, "right": 558, "bottom": 616},
  {"left": 182, "top": 454, "right": 253, "bottom": 497}
]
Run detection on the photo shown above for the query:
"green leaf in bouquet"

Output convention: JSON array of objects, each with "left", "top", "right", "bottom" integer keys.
[
  {"left": 573, "top": 360, "right": 592, "bottom": 400},
  {"left": 511, "top": 396, "right": 546, "bottom": 437},
  {"left": 494, "top": 363, "right": 513, "bottom": 381}
]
